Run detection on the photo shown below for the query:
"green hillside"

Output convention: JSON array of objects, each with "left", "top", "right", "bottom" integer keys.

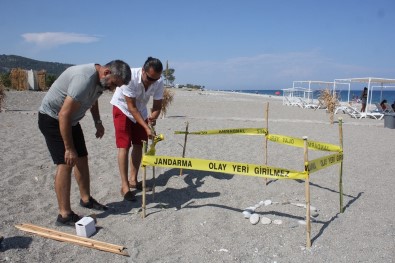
[{"left": 0, "top": 54, "right": 74, "bottom": 76}]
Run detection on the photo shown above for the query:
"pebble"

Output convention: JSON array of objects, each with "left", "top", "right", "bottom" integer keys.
[
  {"left": 242, "top": 210, "right": 252, "bottom": 219},
  {"left": 264, "top": 200, "right": 272, "bottom": 206},
  {"left": 244, "top": 206, "right": 256, "bottom": 212},
  {"left": 298, "top": 220, "right": 307, "bottom": 225},
  {"left": 249, "top": 213, "right": 260, "bottom": 225},
  {"left": 311, "top": 211, "right": 319, "bottom": 217},
  {"left": 273, "top": 219, "right": 283, "bottom": 225},
  {"left": 291, "top": 203, "right": 318, "bottom": 212},
  {"left": 260, "top": 217, "right": 272, "bottom": 225}
]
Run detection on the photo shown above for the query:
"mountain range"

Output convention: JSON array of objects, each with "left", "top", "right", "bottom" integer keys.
[{"left": 0, "top": 54, "right": 74, "bottom": 76}]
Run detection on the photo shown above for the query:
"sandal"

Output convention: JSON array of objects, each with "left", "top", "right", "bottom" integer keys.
[
  {"left": 56, "top": 211, "right": 82, "bottom": 227},
  {"left": 80, "top": 196, "right": 108, "bottom": 211},
  {"left": 121, "top": 190, "right": 136, "bottom": 202},
  {"left": 129, "top": 181, "right": 152, "bottom": 192}
]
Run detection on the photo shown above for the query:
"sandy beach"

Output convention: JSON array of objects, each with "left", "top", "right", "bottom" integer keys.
[{"left": 0, "top": 89, "right": 394, "bottom": 262}]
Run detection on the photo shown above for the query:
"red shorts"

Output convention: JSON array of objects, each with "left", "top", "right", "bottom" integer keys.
[{"left": 113, "top": 106, "right": 148, "bottom": 148}]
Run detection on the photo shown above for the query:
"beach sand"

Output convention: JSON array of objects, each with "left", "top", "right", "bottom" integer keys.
[{"left": 0, "top": 89, "right": 394, "bottom": 262}]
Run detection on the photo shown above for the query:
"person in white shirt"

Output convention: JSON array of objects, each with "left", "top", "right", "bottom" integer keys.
[{"left": 110, "top": 57, "right": 164, "bottom": 201}]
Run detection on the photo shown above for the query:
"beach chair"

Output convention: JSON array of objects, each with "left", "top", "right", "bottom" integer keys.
[
  {"left": 345, "top": 106, "right": 384, "bottom": 120},
  {"left": 383, "top": 103, "right": 395, "bottom": 113},
  {"left": 335, "top": 105, "right": 350, "bottom": 114},
  {"left": 374, "top": 103, "right": 385, "bottom": 113},
  {"left": 284, "top": 96, "right": 303, "bottom": 107},
  {"left": 297, "top": 97, "right": 319, "bottom": 109},
  {"left": 316, "top": 99, "right": 328, "bottom": 110}
]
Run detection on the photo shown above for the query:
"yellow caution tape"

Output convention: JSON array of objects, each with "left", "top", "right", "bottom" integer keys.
[
  {"left": 175, "top": 128, "right": 268, "bottom": 136},
  {"left": 142, "top": 155, "right": 307, "bottom": 180},
  {"left": 175, "top": 128, "right": 340, "bottom": 152},
  {"left": 267, "top": 134, "right": 342, "bottom": 152},
  {"left": 307, "top": 153, "right": 343, "bottom": 173}
]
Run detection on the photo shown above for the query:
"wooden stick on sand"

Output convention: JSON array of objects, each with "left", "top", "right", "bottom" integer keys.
[{"left": 15, "top": 223, "right": 129, "bottom": 256}]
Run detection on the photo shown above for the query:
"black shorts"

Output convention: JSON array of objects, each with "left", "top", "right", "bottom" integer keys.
[{"left": 38, "top": 112, "right": 88, "bottom": 164}]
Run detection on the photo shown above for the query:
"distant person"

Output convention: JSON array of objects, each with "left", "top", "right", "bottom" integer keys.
[
  {"left": 38, "top": 60, "right": 131, "bottom": 226},
  {"left": 111, "top": 57, "right": 164, "bottom": 201},
  {"left": 360, "top": 87, "right": 368, "bottom": 112},
  {"left": 380, "top": 99, "right": 388, "bottom": 111},
  {"left": 392, "top": 101, "right": 395, "bottom": 111}
]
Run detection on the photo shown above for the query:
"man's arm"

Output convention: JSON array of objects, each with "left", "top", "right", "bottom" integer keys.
[
  {"left": 58, "top": 96, "right": 81, "bottom": 166},
  {"left": 124, "top": 95, "right": 152, "bottom": 138},
  {"left": 149, "top": 99, "right": 162, "bottom": 126},
  {"left": 90, "top": 100, "right": 104, "bottom": 138}
]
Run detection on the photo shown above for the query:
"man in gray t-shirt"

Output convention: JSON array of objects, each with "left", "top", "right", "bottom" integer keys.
[{"left": 38, "top": 60, "right": 131, "bottom": 226}]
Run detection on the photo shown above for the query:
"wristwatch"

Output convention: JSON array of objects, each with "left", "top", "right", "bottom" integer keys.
[{"left": 95, "top": 119, "right": 102, "bottom": 125}]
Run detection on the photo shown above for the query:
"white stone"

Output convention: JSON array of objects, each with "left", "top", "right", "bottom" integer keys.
[
  {"left": 311, "top": 211, "right": 319, "bottom": 217},
  {"left": 249, "top": 213, "right": 260, "bottom": 225},
  {"left": 242, "top": 211, "right": 252, "bottom": 219},
  {"left": 260, "top": 217, "right": 272, "bottom": 225},
  {"left": 244, "top": 206, "right": 256, "bottom": 212},
  {"left": 263, "top": 200, "right": 272, "bottom": 206},
  {"left": 298, "top": 220, "right": 307, "bottom": 225},
  {"left": 290, "top": 203, "right": 318, "bottom": 212},
  {"left": 273, "top": 219, "right": 283, "bottom": 225}
]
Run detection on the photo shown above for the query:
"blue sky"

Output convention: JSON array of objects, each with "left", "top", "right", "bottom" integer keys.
[{"left": 1, "top": 0, "right": 394, "bottom": 90}]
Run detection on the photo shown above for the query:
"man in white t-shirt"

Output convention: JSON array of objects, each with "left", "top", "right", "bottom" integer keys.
[{"left": 110, "top": 57, "right": 164, "bottom": 201}]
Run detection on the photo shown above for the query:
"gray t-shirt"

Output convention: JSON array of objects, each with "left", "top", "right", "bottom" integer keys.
[{"left": 39, "top": 63, "right": 105, "bottom": 126}]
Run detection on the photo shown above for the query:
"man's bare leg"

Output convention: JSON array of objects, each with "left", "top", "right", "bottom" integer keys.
[
  {"left": 73, "top": 156, "right": 91, "bottom": 203},
  {"left": 55, "top": 164, "right": 73, "bottom": 218}
]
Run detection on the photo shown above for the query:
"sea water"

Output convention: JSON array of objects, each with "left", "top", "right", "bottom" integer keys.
[{"left": 228, "top": 89, "right": 395, "bottom": 105}]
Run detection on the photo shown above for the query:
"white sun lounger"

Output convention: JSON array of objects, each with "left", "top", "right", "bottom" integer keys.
[
  {"left": 345, "top": 106, "right": 384, "bottom": 120},
  {"left": 297, "top": 97, "right": 319, "bottom": 109}
]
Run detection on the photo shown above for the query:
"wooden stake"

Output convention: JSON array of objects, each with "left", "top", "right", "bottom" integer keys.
[
  {"left": 15, "top": 223, "right": 129, "bottom": 256},
  {"left": 338, "top": 118, "right": 344, "bottom": 213},
  {"left": 142, "top": 140, "right": 147, "bottom": 218},
  {"left": 150, "top": 125, "right": 157, "bottom": 201},
  {"left": 264, "top": 102, "right": 269, "bottom": 185},
  {"left": 303, "top": 136, "right": 312, "bottom": 248},
  {"left": 179, "top": 122, "right": 189, "bottom": 176}
]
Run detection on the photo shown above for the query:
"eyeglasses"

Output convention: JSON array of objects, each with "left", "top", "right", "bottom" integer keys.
[{"left": 145, "top": 72, "right": 160, "bottom": 82}]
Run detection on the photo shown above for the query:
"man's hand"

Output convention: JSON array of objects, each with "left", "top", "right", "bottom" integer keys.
[
  {"left": 148, "top": 116, "right": 157, "bottom": 126},
  {"left": 64, "top": 148, "right": 78, "bottom": 166},
  {"left": 95, "top": 123, "right": 105, "bottom": 138},
  {"left": 145, "top": 126, "right": 154, "bottom": 139}
]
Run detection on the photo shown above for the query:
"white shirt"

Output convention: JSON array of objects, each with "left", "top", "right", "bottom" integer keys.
[{"left": 110, "top": 68, "right": 164, "bottom": 122}]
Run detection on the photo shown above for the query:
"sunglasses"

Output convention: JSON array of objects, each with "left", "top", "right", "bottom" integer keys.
[{"left": 145, "top": 72, "right": 160, "bottom": 82}]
